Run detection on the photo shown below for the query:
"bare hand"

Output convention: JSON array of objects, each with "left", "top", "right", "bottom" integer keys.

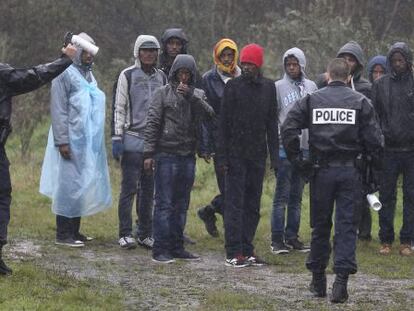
[
  {"left": 177, "top": 82, "right": 190, "bottom": 96},
  {"left": 59, "top": 144, "right": 71, "bottom": 160},
  {"left": 144, "top": 158, "right": 155, "bottom": 174},
  {"left": 61, "top": 43, "right": 77, "bottom": 60}
]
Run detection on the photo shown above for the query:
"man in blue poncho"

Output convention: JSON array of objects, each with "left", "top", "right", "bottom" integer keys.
[{"left": 40, "top": 32, "right": 112, "bottom": 247}]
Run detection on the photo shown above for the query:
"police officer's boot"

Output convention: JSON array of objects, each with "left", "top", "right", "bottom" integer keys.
[
  {"left": 331, "top": 273, "right": 349, "bottom": 303},
  {"left": 309, "top": 271, "right": 327, "bottom": 297},
  {"left": 0, "top": 246, "right": 12, "bottom": 275}
]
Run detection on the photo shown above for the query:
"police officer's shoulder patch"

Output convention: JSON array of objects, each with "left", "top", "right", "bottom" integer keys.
[{"left": 312, "top": 108, "right": 356, "bottom": 124}]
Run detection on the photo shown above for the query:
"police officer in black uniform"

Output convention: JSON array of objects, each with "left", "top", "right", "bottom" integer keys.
[
  {"left": 0, "top": 43, "right": 77, "bottom": 275},
  {"left": 281, "top": 58, "right": 383, "bottom": 303}
]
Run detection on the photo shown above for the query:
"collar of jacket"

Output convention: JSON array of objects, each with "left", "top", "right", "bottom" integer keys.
[
  {"left": 328, "top": 81, "right": 346, "bottom": 87},
  {"left": 391, "top": 69, "right": 413, "bottom": 81},
  {"left": 241, "top": 72, "right": 263, "bottom": 84}
]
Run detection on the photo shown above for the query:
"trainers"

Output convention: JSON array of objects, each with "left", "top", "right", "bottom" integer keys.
[
  {"left": 399, "top": 244, "right": 412, "bottom": 256},
  {"left": 152, "top": 253, "right": 176, "bottom": 264},
  {"left": 55, "top": 238, "right": 85, "bottom": 248},
  {"left": 137, "top": 237, "right": 154, "bottom": 249},
  {"left": 184, "top": 234, "right": 196, "bottom": 245},
  {"left": 225, "top": 255, "right": 251, "bottom": 268},
  {"left": 0, "top": 258, "right": 12, "bottom": 275},
  {"left": 270, "top": 240, "right": 290, "bottom": 255},
  {"left": 75, "top": 233, "right": 94, "bottom": 242},
  {"left": 118, "top": 236, "right": 137, "bottom": 249},
  {"left": 172, "top": 249, "right": 200, "bottom": 261},
  {"left": 379, "top": 243, "right": 392, "bottom": 255},
  {"left": 197, "top": 205, "right": 219, "bottom": 237},
  {"left": 286, "top": 238, "right": 310, "bottom": 253},
  {"left": 247, "top": 254, "right": 267, "bottom": 266}
]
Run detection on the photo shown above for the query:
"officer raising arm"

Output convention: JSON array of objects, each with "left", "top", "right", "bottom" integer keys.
[
  {"left": 0, "top": 42, "right": 77, "bottom": 275},
  {"left": 281, "top": 58, "right": 383, "bottom": 303}
]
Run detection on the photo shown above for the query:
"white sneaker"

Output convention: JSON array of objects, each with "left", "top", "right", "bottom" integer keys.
[
  {"left": 118, "top": 236, "right": 137, "bottom": 249},
  {"left": 137, "top": 237, "right": 154, "bottom": 249}
]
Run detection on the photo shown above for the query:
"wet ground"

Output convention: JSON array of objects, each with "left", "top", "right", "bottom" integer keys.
[{"left": 7, "top": 240, "right": 414, "bottom": 311}]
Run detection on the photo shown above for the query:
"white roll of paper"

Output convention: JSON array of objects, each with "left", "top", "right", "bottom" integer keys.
[
  {"left": 71, "top": 35, "right": 99, "bottom": 56},
  {"left": 366, "top": 193, "right": 382, "bottom": 211}
]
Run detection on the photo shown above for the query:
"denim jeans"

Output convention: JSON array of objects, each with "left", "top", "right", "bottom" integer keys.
[
  {"left": 118, "top": 151, "right": 154, "bottom": 239},
  {"left": 209, "top": 157, "right": 225, "bottom": 215},
  {"left": 152, "top": 153, "right": 195, "bottom": 256},
  {"left": 379, "top": 150, "right": 414, "bottom": 244},
  {"left": 224, "top": 157, "right": 265, "bottom": 258},
  {"left": 271, "top": 157, "right": 305, "bottom": 242},
  {"left": 56, "top": 215, "right": 81, "bottom": 240},
  {"left": 0, "top": 144, "right": 11, "bottom": 246}
]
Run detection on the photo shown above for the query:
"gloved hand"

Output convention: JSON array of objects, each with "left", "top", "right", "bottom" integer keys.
[
  {"left": 112, "top": 138, "right": 124, "bottom": 161},
  {"left": 292, "top": 158, "right": 314, "bottom": 182}
]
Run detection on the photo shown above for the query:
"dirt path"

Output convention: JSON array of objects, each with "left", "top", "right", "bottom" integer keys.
[{"left": 8, "top": 240, "right": 414, "bottom": 311}]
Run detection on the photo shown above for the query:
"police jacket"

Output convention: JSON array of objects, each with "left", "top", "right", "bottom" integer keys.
[
  {"left": 216, "top": 74, "right": 278, "bottom": 168},
  {"left": 0, "top": 55, "right": 72, "bottom": 129},
  {"left": 281, "top": 81, "right": 383, "bottom": 162},
  {"left": 371, "top": 42, "right": 414, "bottom": 151}
]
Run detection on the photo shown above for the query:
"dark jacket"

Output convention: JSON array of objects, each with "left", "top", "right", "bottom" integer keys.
[
  {"left": 144, "top": 54, "right": 213, "bottom": 157},
  {"left": 216, "top": 74, "right": 279, "bottom": 168},
  {"left": 0, "top": 55, "right": 72, "bottom": 137},
  {"left": 282, "top": 81, "right": 383, "bottom": 162},
  {"left": 372, "top": 42, "right": 414, "bottom": 151},
  {"left": 200, "top": 66, "right": 226, "bottom": 154},
  {"left": 316, "top": 41, "right": 372, "bottom": 99}
]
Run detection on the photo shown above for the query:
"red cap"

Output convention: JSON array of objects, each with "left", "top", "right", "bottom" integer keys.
[{"left": 240, "top": 44, "right": 264, "bottom": 68}]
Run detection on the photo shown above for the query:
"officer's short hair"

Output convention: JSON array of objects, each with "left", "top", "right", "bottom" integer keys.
[{"left": 327, "top": 58, "right": 350, "bottom": 81}]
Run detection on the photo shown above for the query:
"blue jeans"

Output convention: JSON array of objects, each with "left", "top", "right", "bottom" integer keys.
[
  {"left": 379, "top": 150, "right": 414, "bottom": 244},
  {"left": 271, "top": 158, "right": 305, "bottom": 242},
  {"left": 118, "top": 151, "right": 154, "bottom": 239},
  {"left": 152, "top": 153, "right": 195, "bottom": 256}
]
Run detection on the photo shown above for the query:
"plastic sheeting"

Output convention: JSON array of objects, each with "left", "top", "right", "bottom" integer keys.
[{"left": 39, "top": 66, "right": 112, "bottom": 217}]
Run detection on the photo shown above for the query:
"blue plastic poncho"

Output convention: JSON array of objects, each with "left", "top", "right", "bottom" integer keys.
[{"left": 39, "top": 65, "right": 112, "bottom": 217}]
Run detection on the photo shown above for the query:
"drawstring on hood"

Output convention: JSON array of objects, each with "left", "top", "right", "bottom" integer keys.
[
  {"left": 73, "top": 32, "right": 95, "bottom": 71},
  {"left": 133, "top": 35, "right": 160, "bottom": 68},
  {"left": 213, "top": 38, "right": 239, "bottom": 76},
  {"left": 168, "top": 54, "right": 197, "bottom": 86}
]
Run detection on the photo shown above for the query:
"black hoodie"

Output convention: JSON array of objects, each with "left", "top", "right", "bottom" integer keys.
[
  {"left": 372, "top": 42, "right": 414, "bottom": 151},
  {"left": 159, "top": 28, "right": 188, "bottom": 76}
]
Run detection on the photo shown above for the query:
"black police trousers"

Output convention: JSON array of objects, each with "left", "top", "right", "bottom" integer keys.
[
  {"left": 0, "top": 144, "right": 11, "bottom": 246},
  {"left": 306, "top": 166, "right": 360, "bottom": 275}
]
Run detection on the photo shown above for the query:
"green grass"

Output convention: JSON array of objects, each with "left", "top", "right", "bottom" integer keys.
[{"left": 3, "top": 123, "right": 414, "bottom": 309}]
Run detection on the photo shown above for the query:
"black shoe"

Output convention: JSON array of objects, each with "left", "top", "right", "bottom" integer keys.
[
  {"left": 0, "top": 258, "right": 12, "bottom": 275},
  {"left": 172, "top": 249, "right": 200, "bottom": 261},
  {"left": 55, "top": 238, "right": 85, "bottom": 248},
  {"left": 286, "top": 238, "right": 310, "bottom": 253},
  {"left": 74, "top": 233, "right": 94, "bottom": 242},
  {"left": 152, "top": 253, "right": 176, "bottom": 264},
  {"left": 331, "top": 274, "right": 349, "bottom": 303},
  {"left": 184, "top": 234, "right": 196, "bottom": 245},
  {"left": 270, "top": 240, "right": 290, "bottom": 255},
  {"left": 197, "top": 205, "right": 219, "bottom": 237},
  {"left": 309, "top": 272, "right": 326, "bottom": 297},
  {"left": 225, "top": 255, "right": 251, "bottom": 268},
  {"left": 246, "top": 254, "right": 267, "bottom": 266}
]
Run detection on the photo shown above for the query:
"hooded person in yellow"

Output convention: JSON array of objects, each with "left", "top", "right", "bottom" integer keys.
[{"left": 197, "top": 38, "right": 241, "bottom": 238}]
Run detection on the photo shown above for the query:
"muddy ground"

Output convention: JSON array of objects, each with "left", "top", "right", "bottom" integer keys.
[{"left": 7, "top": 240, "right": 414, "bottom": 311}]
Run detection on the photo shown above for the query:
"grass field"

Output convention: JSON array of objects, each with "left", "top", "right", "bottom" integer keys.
[{"left": 1, "top": 124, "right": 414, "bottom": 310}]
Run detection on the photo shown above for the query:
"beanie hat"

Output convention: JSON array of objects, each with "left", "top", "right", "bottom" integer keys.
[{"left": 240, "top": 44, "right": 264, "bottom": 68}]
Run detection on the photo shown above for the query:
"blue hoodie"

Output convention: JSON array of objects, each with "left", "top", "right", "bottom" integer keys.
[{"left": 367, "top": 55, "right": 387, "bottom": 83}]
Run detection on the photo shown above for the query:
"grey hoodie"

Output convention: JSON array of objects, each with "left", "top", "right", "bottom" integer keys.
[{"left": 276, "top": 47, "right": 317, "bottom": 154}]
